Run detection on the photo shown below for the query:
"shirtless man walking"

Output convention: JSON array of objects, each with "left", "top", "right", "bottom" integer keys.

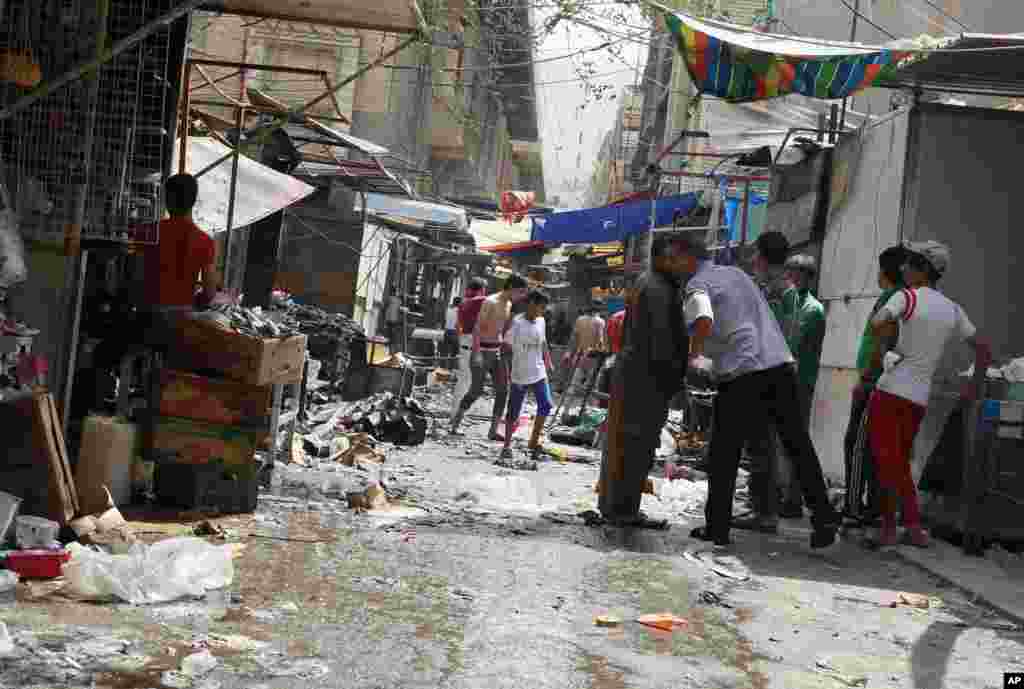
[{"left": 450, "top": 274, "right": 529, "bottom": 438}]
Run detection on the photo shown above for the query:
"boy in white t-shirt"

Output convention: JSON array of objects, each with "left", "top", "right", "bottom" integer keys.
[
  {"left": 501, "top": 289, "right": 554, "bottom": 459},
  {"left": 867, "top": 240, "right": 991, "bottom": 548}
]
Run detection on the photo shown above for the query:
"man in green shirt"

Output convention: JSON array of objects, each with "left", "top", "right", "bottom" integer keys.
[
  {"left": 843, "top": 246, "right": 906, "bottom": 524},
  {"left": 775, "top": 254, "right": 826, "bottom": 515}
]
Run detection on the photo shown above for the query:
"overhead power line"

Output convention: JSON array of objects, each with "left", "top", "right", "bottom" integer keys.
[
  {"left": 912, "top": 0, "right": 970, "bottom": 32},
  {"left": 835, "top": 0, "right": 898, "bottom": 40}
]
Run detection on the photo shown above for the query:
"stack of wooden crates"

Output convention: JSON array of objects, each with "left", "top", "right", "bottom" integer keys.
[{"left": 152, "top": 318, "right": 307, "bottom": 513}]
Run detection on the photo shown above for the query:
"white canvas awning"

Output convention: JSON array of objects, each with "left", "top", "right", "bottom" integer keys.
[
  {"left": 355, "top": 193, "right": 470, "bottom": 232},
  {"left": 173, "top": 137, "right": 316, "bottom": 234},
  {"left": 468, "top": 218, "right": 532, "bottom": 249}
]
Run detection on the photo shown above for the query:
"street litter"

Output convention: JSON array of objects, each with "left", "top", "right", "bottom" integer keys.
[
  {"left": 62, "top": 537, "right": 236, "bottom": 604},
  {"left": 0, "top": 570, "right": 17, "bottom": 598},
  {"left": 637, "top": 613, "right": 689, "bottom": 632},
  {"left": 5, "top": 549, "right": 69, "bottom": 579},
  {"left": 0, "top": 622, "right": 13, "bottom": 657},
  {"left": 595, "top": 614, "right": 622, "bottom": 627},
  {"left": 180, "top": 649, "right": 219, "bottom": 677},
  {"left": 455, "top": 474, "right": 548, "bottom": 512},
  {"left": 655, "top": 477, "right": 708, "bottom": 515},
  {"left": 347, "top": 482, "right": 388, "bottom": 512},
  {"left": 814, "top": 659, "right": 868, "bottom": 687},
  {"left": 494, "top": 455, "right": 539, "bottom": 471},
  {"left": 888, "top": 592, "right": 932, "bottom": 609},
  {"left": 683, "top": 548, "right": 750, "bottom": 581},
  {"left": 700, "top": 590, "right": 733, "bottom": 608},
  {"left": 14, "top": 515, "right": 59, "bottom": 549}
]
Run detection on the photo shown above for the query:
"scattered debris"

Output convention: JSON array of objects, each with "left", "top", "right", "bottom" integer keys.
[
  {"left": 700, "top": 590, "right": 733, "bottom": 608},
  {"left": 683, "top": 549, "right": 751, "bottom": 581},
  {"left": 595, "top": 615, "right": 622, "bottom": 627},
  {"left": 0, "top": 622, "right": 13, "bottom": 657},
  {"left": 494, "top": 455, "right": 539, "bottom": 471},
  {"left": 637, "top": 613, "right": 690, "bottom": 632},
  {"left": 814, "top": 659, "right": 868, "bottom": 687},
  {"left": 346, "top": 483, "right": 388, "bottom": 512},
  {"left": 181, "top": 649, "right": 218, "bottom": 677},
  {"left": 193, "top": 521, "right": 225, "bottom": 538},
  {"left": 195, "top": 304, "right": 300, "bottom": 339},
  {"left": 889, "top": 592, "right": 932, "bottom": 609},
  {"left": 62, "top": 537, "right": 236, "bottom": 604}
]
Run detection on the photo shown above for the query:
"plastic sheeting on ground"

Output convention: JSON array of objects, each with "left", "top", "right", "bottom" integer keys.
[{"left": 530, "top": 193, "right": 699, "bottom": 245}]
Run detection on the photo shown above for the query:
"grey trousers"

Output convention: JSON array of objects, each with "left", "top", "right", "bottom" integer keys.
[{"left": 458, "top": 349, "right": 509, "bottom": 419}]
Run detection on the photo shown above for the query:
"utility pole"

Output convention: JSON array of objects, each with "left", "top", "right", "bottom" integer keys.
[{"left": 838, "top": 0, "right": 859, "bottom": 133}]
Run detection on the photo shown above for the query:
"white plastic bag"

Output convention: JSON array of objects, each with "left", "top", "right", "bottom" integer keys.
[
  {"left": 62, "top": 537, "right": 235, "bottom": 604},
  {"left": 0, "top": 179, "right": 27, "bottom": 289}
]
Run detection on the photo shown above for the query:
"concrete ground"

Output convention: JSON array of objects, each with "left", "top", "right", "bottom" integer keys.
[{"left": 0, "top": 396, "right": 1022, "bottom": 689}]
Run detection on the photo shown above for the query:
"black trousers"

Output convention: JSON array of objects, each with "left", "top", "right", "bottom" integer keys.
[
  {"left": 705, "top": 365, "right": 837, "bottom": 541},
  {"left": 843, "top": 391, "right": 880, "bottom": 520}
]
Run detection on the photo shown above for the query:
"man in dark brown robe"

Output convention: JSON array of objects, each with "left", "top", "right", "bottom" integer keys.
[{"left": 598, "top": 234, "right": 690, "bottom": 526}]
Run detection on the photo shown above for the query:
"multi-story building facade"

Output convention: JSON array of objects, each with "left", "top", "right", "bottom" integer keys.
[
  {"left": 585, "top": 87, "right": 643, "bottom": 205},
  {"left": 188, "top": 1, "right": 544, "bottom": 202}
]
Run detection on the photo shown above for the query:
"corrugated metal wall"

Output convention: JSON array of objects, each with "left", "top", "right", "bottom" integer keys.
[{"left": 902, "top": 104, "right": 1021, "bottom": 365}]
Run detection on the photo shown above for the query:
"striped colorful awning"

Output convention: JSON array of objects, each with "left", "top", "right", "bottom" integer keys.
[{"left": 661, "top": 9, "right": 914, "bottom": 102}]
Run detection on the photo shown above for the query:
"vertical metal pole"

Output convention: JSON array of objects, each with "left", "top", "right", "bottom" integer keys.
[
  {"left": 60, "top": 0, "right": 108, "bottom": 431},
  {"left": 178, "top": 60, "right": 192, "bottom": 174},
  {"left": 740, "top": 179, "right": 751, "bottom": 246},
  {"left": 223, "top": 105, "right": 244, "bottom": 291},
  {"left": 62, "top": 250, "right": 88, "bottom": 438},
  {"left": 839, "top": 0, "right": 859, "bottom": 133}
]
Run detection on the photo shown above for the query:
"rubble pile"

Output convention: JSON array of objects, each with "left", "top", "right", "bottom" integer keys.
[
  {"left": 280, "top": 303, "right": 366, "bottom": 384},
  {"left": 193, "top": 305, "right": 301, "bottom": 338},
  {"left": 334, "top": 393, "right": 429, "bottom": 447}
]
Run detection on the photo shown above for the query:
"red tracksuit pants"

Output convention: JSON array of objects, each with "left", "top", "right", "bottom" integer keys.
[{"left": 867, "top": 389, "right": 926, "bottom": 527}]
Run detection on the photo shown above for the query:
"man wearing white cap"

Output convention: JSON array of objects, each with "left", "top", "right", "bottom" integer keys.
[{"left": 867, "top": 240, "right": 991, "bottom": 548}]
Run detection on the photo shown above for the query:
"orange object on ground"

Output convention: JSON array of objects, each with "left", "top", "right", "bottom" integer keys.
[{"left": 637, "top": 613, "right": 689, "bottom": 632}]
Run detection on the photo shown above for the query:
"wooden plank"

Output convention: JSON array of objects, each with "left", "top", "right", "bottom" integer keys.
[
  {"left": 220, "top": 0, "right": 419, "bottom": 34},
  {"left": 29, "top": 392, "right": 79, "bottom": 523}
]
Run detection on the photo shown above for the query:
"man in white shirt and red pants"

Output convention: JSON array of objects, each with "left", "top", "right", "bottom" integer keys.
[{"left": 867, "top": 240, "right": 991, "bottom": 548}]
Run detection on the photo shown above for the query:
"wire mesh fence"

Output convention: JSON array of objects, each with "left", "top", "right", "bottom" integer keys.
[{"left": 0, "top": 0, "right": 178, "bottom": 245}]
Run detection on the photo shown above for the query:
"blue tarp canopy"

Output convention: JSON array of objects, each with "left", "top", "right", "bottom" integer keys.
[{"left": 530, "top": 193, "right": 699, "bottom": 244}]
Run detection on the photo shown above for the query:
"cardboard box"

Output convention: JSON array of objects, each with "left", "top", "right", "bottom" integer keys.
[
  {"left": 159, "top": 370, "right": 272, "bottom": 427},
  {"left": 168, "top": 318, "right": 307, "bottom": 385},
  {"left": 75, "top": 416, "right": 138, "bottom": 514},
  {"left": 152, "top": 416, "right": 268, "bottom": 467}
]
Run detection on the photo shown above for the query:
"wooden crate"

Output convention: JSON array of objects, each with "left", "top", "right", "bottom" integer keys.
[
  {"left": 152, "top": 416, "right": 268, "bottom": 467},
  {"left": 159, "top": 370, "right": 272, "bottom": 427},
  {"left": 168, "top": 318, "right": 307, "bottom": 385}
]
